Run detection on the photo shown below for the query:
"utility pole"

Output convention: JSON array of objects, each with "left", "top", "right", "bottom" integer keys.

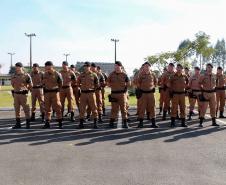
[
  {"left": 63, "top": 53, "right": 70, "bottom": 62},
  {"left": 25, "top": 33, "right": 36, "bottom": 69},
  {"left": 111, "top": 39, "right": 119, "bottom": 62},
  {"left": 8, "top": 52, "right": 15, "bottom": 67}
]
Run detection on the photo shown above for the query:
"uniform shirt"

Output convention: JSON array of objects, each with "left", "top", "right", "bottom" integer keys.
[
  {"left": 188, "top": 74, "right": 201, "bottom": 90},
  {"left": 107, "top": 71, "right": 130, "bottom": 91},
  {"left": 137, "top": 72, "right": 157, "bottom": 91},
  {"left": 216, "top": 74, "right": 226, "bottom": 88},
  {"left": 161, "top": 71, "right": 175, "bottom": 88},
  {"left": 42, "top": 70, "right": 63, "bottom": 90},
  {"left": 60, "top": 69, "right": 76, "bottom": 87},
  {"left": 77, "top": 71, "right": 99, "bottom": 91},
  {"left": 199, "top": 72, "right": 216, "bottom": 91},
  {"left": 30, "top": 71, "right": 44, "bottom": 87},
  {"left": 96, "top": 72, "right": 105, "bottom": 89},
  {"left": 11, "top": 71, "right": 32, "bottom": 92},
  {"left": 169, "top": 72, "right": 188, "bottom": 92}
]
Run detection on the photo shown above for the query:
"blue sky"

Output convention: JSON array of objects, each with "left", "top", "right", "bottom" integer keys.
[{"left": 1, "top": 0, "right": 226, "bottom": 74}]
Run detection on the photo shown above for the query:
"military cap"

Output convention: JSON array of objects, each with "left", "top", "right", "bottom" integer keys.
[
  {"left": 194, "top": 66, "right": 200, "bottom": 71},
  {"left": 91, "top": 63, "right": 96, "bottom": 67},
  {"left": 33, "top": 63, "right": 39, "bottom": 67},
  {"left": 45, "top": 61, "right": 53, "bottom": 66},
  {"left": 184, "top": 67, "right": 189, "bottom": 70},
  {"left": 206, "top": 63, "right": 213, "bottom": 68},
  {"left": 15, "top": 62, "right": 23, "bottom": 67},
  {"left": 143, "top": 62, "right": 151, "bottom": 67},
  {"left": 97, "top": 66, "right": 101, "bottom": 70},
  {"left": 62, "top": 61, "right": 68, "bottom": 66},
  {"left": 168, "top": 63, "right": 175, "bottom": 67},
  {"left": 177, "top": 64, "right": 183, "bottom": 68},
  {"left": 70, "top": 65, "right": 75, "bottom": 68},
  {"left": 115, "top": 61, "right": 122, "bottom": 66},
  {"left": 217, "top": 66, "right": 223, "bottom": 70},
  {"left": 83, "top": 61, "right": 91, "bottom": 67}
]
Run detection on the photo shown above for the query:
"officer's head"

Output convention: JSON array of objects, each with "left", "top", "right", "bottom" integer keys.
[
  {"left": 15, "top": 62, "right": 23, "bottom": 73},
  {"left": 91, "top": 63, "right": 97, "bottom": 72},
  {"left": 32, "top": 63, "right": 39, "bottom": 72},
  {"left": 168, "top": 63, "right": 175, "bottom": 72},
  {"left": 206, "top": 63, "right": 213, "bottom": 73},
  {"left": 176, "top": 64, "right": 183, "bottom": 73},
  {"left": 194, "top": 67, "right": 200, "bottom": 75},
  {"left": 62, "top": 61, "right": 69, "bottom": 70},
  {"left": 217, "top": 66, "right": 223, "bottom": 74},
  {"left": 184, "top": 67, "right": 190, "bottom": 74},
  {"left": 143, "top": 62, "right": 151, "bottom": 74},
  {"left": 115, "top": 61, "right": 123, "bottom": 73},
  {"left": 70, "top": 64, "right": 75, "bottom": 71},
  {"left": 83, "top": 62, "right": 91, "bottom": 72},
  {"left": 97, "top": 66, "right": 101, "bottom": 72},
  {"left": 45, "top": 61, "right": 54, "bottom": 72}
]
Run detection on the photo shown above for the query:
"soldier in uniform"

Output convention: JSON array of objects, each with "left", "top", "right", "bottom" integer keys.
[
  {"left": 158, "top": 67, "right": 167, "bottom": 115},
  {"left": 107, "top": 61, "right": 131, "bottom": 128},
  {"left": 136, "top": 62, "right": 158, "bottom": 128},
  {"left": 97, "top": 66, "right": 108, "bottom": 116},
  {"left": 198, "top": 63, "right": 219, "bottom": 127},
  {"left": 215, "top": 66, "right": 226, "bottom": 118},
  {"left": 42, "top": 61, "right": 63, "bottom": 129},
  {"left": 161, "top": 63, "right": 175, "bottom": 120},
  {"left": 169, "top": 64, "right": 188, "bottom": 127},
  {"left": 11, "top": 62, "right": 32, "bottom": 129},
  {"left": 77, "top": 62, "right": 99, "bottom": 129},
  {"left": 70, "top": 65, "right": 81, "bottom": 112},
  {"left": 187, "top": 67, "right": 201, "bottom": 120},
  {"left": 30, "top": 63, "right": 45, "bottom": 122},
  {"left": 60, "top": 61, "right": 76, "bottom": 121}
]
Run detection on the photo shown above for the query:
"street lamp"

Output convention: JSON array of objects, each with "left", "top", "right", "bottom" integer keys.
[
  {"left": 111, "top": 39, "right": 119, "bottom": 62},
  {"left": 7, "top": 52, "right": 15, "bottom": 67},
  {"left": 25, "top": 33, "right": 36, "bottom": 69},
  {"left": 63, "top": 53, "right": 70, "bottom": 62}
]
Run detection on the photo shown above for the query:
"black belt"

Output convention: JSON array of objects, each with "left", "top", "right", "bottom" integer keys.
[
  {"left": 81, "top": 90, "right": 95, "bottom": 93},
  {"left": 111, "top": 90, "right": 127, "bottom": 94},
  {"left": 96, "top": 87, "right": 102, "bottom": 91},
  {"left": 173, "top": 91, "right": 186, "bottom": 95},
  {"left": 33, "top": 86, "right": 43, "bottom": 89},
  {"left": 62, "top": 86, "right": 71, "bottom": 89},
  {"left": 44, "top": 88, "right": 59, "bottom": 93},
  {"left": 72, "top": 85, "right": 78, "bottom": 88},
  {"left": 215, "top": 87, "right": 225, "bottom": 91},
  {"left": 140, "top": 88, "right": 155, "bottom": 93},
  {"left": 202, "top": 90, "right": 215, "bottom": 93},
  {"left": 13, "top": 90, "right": 28, "bottom": 95},
  {"left": 192, "top": 89, "right": 201, "bottom": 92}
]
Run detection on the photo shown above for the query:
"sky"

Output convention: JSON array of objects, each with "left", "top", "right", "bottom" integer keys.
[{"left": 0, "top": 0, "right": 226, "bottom": 75}]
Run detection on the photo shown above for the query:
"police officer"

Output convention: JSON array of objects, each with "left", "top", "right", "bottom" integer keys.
[
  {"left": 60, "top": 61, "right": 76, "bottom": 121},
  {"left": 161, "top": 63, "right": 175, "bottom": 120},
  {"left": 70, "top": 65, "right": 81, "bottom": 112},
  {"left": 30, "top": 63, "right": 45, "bottom": 122},
  {"left": 42, "top": 61, "right": 63, "bottom": 129},
  {"left": 215, "top": 66, "right": 226, "bottom": 118},
  {"left": 158, "top": 67, "right": 167, "bottom": 115},
  {"left": 199, "top": 63, "right": 219, "bottom": 127},
  {"left": 136, "top": 62, "right": 158, "bottom": 128},
  {"left": 187, "top": 67, "right": 201, "bottom": 120},
  {"left": 169, "top": 64, "right": 188, "bottom": 127},
  {"left": 11, "top": 62, "right": 32, "bottom": 129},
  {"left": 107, "top": 61, "right": 131, "bottom": 128},
  {"left": 97, "top": 66, "right": 108, "bottom": 116},
  {"left": 77, "top": 62, "right": 99, "bottom": 129}
]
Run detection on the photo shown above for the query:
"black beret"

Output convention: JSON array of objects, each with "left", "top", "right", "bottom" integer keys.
[
  {"left": 168, "top": 63, "right": 175, "bottom": 67},
  {"left": 84, "top": 61, "right": 91, "bottom": 67},
  {"left": 206, "top": 63, "right": 213, "bottom": 68},
  {"left": 115, "top": 61, "right": 122, "bottom": 66},
  {"left": 70, "top": 65, "right": 75, "bottom": 68},
  {"left": 177, "top": 64, "right": 183, "bottom": 68},
  {"left": 143, "top": 62, "right": 151, "bottom": 67},
  {"left": 62, "top": 61, "right": 68, "bottom": 66},
  {"left": 217, "top": 66, "right": 223, "bottom": 70},
  {"left": 15, "top": 62, "right": 23, "bottom": 67},
  {"left": 91, "top": 63, "right": 96, "bottom": 67},
  {"left": 184, "top": 67, "right": 189, "bottom": 70},
  {"left": 33, "top": 63, "right": 39, "bottom": 67},
  {"left": 97, "top": 66, "right": 101, "bottom": 70},
  {"left": 194, "top": 67, "right": 200, "bottom": 71},
  {"left": 45, "top": 61, "right": 53, "bottom": 66}
]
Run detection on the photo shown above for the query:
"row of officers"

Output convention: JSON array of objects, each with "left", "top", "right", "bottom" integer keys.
[{"left": 11, "top": 60, "right": 225, "bottom": 129}]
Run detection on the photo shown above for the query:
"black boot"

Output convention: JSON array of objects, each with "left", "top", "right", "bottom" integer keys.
[
  {"left": 122, "top": 119, "right": 129, "bottom": 129},
  {"left": 70, "top": 112, "right": 75, "bottom": 122},
  {"left": 78, "top": 119, "right": 84, "bottom": 129},
  {"left": 151, "top": 118, "right": 158, "bottom": 128},
  {"left": 30, "top": 112, "right": 35, "bottom": 121},
  {"left": 212, "top": 117, "right": 219, "bottom": 126},
  {"left": 146, "top": 112, "right": 150, "bottom": 120},
  {"left": 199, "top": 117, "right": 204, "bottom": 127},
  {"left": 103, "top": 108, "right": 106, "bottom": 116},
  {"left": 181, "top": 118, "right": 188, "bottom": 127},
  {"left": 98, "top": 114, "right": 103, "bottom": 123},
  {"left": 109, "top": 118, "right": 115, "bottom": 128},
  {"left": 41, "top": 113, "right": 45, "bottom": 123},
  {"left": 86, "top": 115, "right": 91, "bottom": 121},
  {"left": 188, "top": 111, "right": 192, "bottom": 121},
  {"left": 170, "top": 117, "right": 176, "bottom": 127},
  {"left": 162, "top": 111, "right": 167, "bottom": 120},
  {"left": 168, "top": 107, "right": 171, "bottom": 115},
  {"left": 26, "top": 119, "right": 30, "bottom": 129},
  {"left": 12, "top": 118, "right": 21, "bottom": 129},
  {"left": 137, "top": 119, "right": 143, "bottom": 128},
  {"left": 93, "top": 118, "right": 99, "bottom": 129},
  {"left": 158, "top": 107, "right": 162, "bottom": 115},
  {"left": 42, "top": 120, "right": 50, "bottom": 129},
  {"left": 58, "top": 119, "right": 63, "bottom": 129},
  {"left": 219, "top": 111, "right": 226, "bottom": 118}
]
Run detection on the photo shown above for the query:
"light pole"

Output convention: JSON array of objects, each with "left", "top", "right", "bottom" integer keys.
[
  {"left": 63, "top": 53, "right": 70, "bottom": 62},
  {"left": 8, "top": 52, "right": 15, "bottom": 67},
  {"left": 25, "top": 33, "right": 36, "bottom": 69},
  {"left": 111, "top": 39, "right": 119, "bottom": 62}
]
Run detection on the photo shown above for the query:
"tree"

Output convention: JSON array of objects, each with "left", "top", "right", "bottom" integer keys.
[{"left": 212, "top": 39, "right": 226, "bottom": 70}]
